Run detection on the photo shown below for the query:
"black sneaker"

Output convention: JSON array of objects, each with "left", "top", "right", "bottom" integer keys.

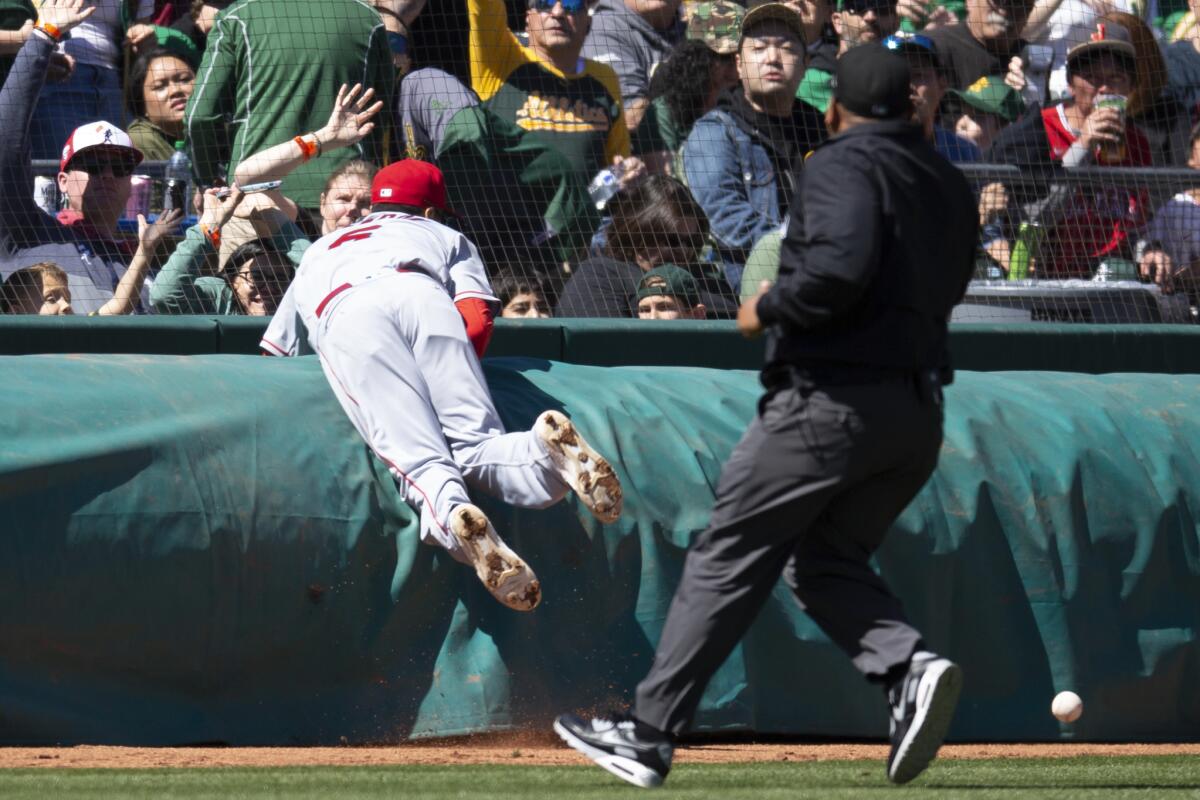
[
  {"left": 886, "top": 651, "right": 963, "bottom": 784},
  {"left": 553, "top": 712, "right": 673, "bottom": 788}
]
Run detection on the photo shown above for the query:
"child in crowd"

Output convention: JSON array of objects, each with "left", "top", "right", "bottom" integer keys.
[
  {"left": 494, "top": 270, "right": 552, "bottom": 319},
  {"left": 634, "top": 264, "right": 707, "bottom": 320},
  {"left": 0, "top": 262, "right": 72, "bottom": 314}
]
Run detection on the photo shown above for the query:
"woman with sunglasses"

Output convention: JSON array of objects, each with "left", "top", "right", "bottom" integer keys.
[
  {"left": 0, "top": 0, "right": 164, "bottom": 315},
  {"left": 150, "top": 186, "right": 305, "bottom": 316}
]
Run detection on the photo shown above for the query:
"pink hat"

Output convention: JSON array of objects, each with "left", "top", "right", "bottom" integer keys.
[{"left": 59, "top": 121, "right": 144, "bottom": 173}]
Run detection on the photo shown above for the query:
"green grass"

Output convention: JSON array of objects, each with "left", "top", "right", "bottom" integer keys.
[{"left": 1, "top": 756, "right": 1198, "bottom": 799}]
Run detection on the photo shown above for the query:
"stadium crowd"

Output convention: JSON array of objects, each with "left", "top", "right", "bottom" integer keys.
[{"left": 0, "top": 0, "right": 1198, "bottom": 320}]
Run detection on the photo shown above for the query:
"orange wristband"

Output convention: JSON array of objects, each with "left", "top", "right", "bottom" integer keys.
[
  {"left": 199, "top": 223, "right": 221, "bottom": 249},
  {"left": 34, "top": 19, "right": 62, "bottom": 42},
  {"left": 294, "top": 134, "right": 318, "bottom": 162}
]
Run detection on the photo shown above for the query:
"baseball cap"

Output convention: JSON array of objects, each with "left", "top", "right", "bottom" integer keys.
[
  {"left": 636, "top": 264, "right": 701, "bottom": 306},
  {"left": 370, "top": 159, "right": 456, "bottom": 213},
  {"left": 1066, "top": 20, "right": 1137, "bottom": 68},
  {"left": 59, "top": 121, "right": 143, "bottom": 174},
  {"left": 948, "top": 75, "right": 1025, "bottom": 122},
  {"left": 741, "top": 0, "right": 807, "bottom": 47},
  {"left": 687, "top": 1, "right": 746, "bottom": 55},
  {"left": 882, "top": 31, "right": 941, "bottom": 70},
  {"left": 831, "top": 42, "right": 912, "bottom": 119}
]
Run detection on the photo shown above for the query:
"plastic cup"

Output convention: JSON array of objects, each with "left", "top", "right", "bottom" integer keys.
[
  {"left": 1094, "top": 93, "right": 1127, "bottom": 162},
  {"left": 125, "top": 174, "right": 152, "bottom": 220}
]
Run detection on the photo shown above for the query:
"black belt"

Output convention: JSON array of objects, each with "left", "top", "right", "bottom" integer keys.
[{"left": 764, "top": 363, "right": 945, "bottom": 389}]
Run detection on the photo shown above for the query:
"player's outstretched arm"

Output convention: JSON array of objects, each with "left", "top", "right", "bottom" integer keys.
[{"left": 232, "top": 83, "right": 384, "bottom": 188}]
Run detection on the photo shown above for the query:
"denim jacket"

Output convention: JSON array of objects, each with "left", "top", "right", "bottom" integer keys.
[{"left": 681, "top": 108, "right": 784, "bottom": 290}]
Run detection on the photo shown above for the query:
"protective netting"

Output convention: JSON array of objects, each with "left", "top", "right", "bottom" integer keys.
[{"left": 0, "top": 0, "right": 1198, "bottom": 323}]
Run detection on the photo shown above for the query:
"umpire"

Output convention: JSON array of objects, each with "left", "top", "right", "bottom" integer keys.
[{"left": 555, "top": 42, "right": 979, "bottom": 788}]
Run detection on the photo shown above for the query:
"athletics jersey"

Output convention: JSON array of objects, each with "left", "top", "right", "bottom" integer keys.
[
  {"left": 467, "top": 0, "right": 629, "bottom": 178},
  {"left": 1036, "top": 105, "right": 1151, "bottom": 277}
]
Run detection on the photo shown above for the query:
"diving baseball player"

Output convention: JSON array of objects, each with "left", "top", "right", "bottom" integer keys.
[{"left": 266, "top": 160, "right": 622, "bottom": 611}]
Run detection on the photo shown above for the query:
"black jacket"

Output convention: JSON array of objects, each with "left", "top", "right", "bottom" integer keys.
[
  {"left": 755, "top": 120, "right": 978, "bottom": 379},
  {"left": 555, "top": 255, "right": 738, "bottom": 318}
]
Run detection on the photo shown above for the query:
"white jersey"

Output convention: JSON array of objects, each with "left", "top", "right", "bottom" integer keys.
[
  {"left": 294, "top": 211, "right": 495, "bottom": 312},
  {"left": 263, "top": 212, "right": 496, "bottom": 355}
]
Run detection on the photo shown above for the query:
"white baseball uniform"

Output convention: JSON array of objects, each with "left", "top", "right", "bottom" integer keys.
[{"left": 270, "top": 211, "right": 570, "bottom": 559}]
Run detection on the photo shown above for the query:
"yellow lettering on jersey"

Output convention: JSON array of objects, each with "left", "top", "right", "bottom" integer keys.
[{"left": 515, "top": 92, "right": 611, "bottom": 133}]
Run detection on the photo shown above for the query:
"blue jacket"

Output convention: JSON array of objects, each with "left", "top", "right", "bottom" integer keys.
[{"left": 681, "top": 108, "right": 782, "bottom": 289}]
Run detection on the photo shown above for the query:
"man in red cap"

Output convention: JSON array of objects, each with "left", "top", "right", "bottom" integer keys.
[
  {"left": 0, "top": 0, "right": 176, "bottom": 314},
  {"left": 262, "top": 159, "right": 625, "bottom": 613}
]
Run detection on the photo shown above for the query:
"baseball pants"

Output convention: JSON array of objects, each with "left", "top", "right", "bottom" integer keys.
[
  {"left": 306, "top": 272, "right": 570, "bottom": 560},
  {"left": 635, "top": 372, "right": 945, "bottom": 735}
]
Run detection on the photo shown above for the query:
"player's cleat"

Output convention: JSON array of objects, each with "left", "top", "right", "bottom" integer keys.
[
  {"left": 886, "top": 651, "right": 963, "bottom": 784},
  {"left": 535, "top": 410, "right": 623, "bottom": 524},
  {"left": 554, "top": 712, "right": 673, "bottom": 789},
  {"left": 450, "top": 504, "right": 541, "bottom": 611}
]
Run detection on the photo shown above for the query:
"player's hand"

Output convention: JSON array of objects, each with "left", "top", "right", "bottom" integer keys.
[
  {"left": 36, "top": 0, "right": 96, "bottom": 35},
  {"left": 318, "top": 83, "right": 385, "bottom": 151},
  {"left": 1139, "top": 249, "right": 1176, "bottom": 293},
  {"left": 737, "top": 280, "right": 771, "bottom": 338},
  {"left": 1079, "top": 107, "right": 1123, "bottom": 151},
  {"left": 1004, "top": 56, "right": 1026, "bottom": 92},
  {"left": 137, "top": 207, "right": 183, "bottom": 252},
  {"left": 46, "top": 51, "right": 74, "bottom": 82}
]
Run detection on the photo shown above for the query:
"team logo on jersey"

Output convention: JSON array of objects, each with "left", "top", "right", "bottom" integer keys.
[{"left": 515, "top": 93, "right": 611, "bottom": 134}]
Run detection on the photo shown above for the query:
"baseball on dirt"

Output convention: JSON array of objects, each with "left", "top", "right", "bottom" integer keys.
[{"left": 1052, "top": 691, "right": 1083, "bottom": 723}]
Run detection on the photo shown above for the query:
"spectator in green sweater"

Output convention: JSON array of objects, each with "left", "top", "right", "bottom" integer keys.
[{"left": 183, "top": 0, "right": 393, "bottom": 209}]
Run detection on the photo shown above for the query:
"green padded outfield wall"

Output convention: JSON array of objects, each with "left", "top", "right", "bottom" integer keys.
[
  {"left": 4, "top": 317, "right": 1200, "bottom": 373},
  {"left": 1, "top": 354, "right": 1198, "bottom": 745}
]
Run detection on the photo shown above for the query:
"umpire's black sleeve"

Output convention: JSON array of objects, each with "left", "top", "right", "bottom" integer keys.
[{"left": 756, "top": 151, "right": 881, "bottom": 330}]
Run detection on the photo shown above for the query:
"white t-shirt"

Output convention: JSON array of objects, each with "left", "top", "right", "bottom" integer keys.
[
  {"left": 60, "top": 0, "right": 155, "bottom": 70},
  {"left": 264, "top": 212, "right": 497, "bottom": 355}
]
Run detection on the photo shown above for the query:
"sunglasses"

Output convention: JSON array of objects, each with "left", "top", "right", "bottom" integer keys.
[
  {"left": 840, "top": 0, "right": 897, "bottom": 15},
  {"left": 530, "top": 0, "right": 586, "bottom": 14},
  {"left": 69, "top": 155, "right": 136, "bottom": 178}
]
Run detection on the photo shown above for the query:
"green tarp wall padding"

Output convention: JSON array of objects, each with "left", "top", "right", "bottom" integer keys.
[
  {"left": 1, "top": 354, "right": 1198, "bottom": 745},
  {"left": 4, "top": 317, "right": 1200, "bottom": 373}
]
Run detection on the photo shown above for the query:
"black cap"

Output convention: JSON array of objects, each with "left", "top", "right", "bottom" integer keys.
[{"left": 831, "top": 43, "right": 912, "bottom": 120}]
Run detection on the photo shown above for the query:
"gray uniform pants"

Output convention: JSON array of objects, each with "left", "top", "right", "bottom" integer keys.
[{"left": 635, "top": 372, "right": 945, "bottom": 736}]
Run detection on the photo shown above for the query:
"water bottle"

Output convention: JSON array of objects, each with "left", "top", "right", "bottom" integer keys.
[
  {"left": 587, "top": 160, "right": 627, "bottom": 210},
  {"left": 163, "top": 140, "right": 191, "bottom": 214},
  {"left": 1008, "top": 222, "right": 1043, "bottom": 280}
]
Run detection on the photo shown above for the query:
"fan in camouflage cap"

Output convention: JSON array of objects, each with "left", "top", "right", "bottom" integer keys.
[{"left": 686, "top": 1, "right": 745, "bottom": 55}]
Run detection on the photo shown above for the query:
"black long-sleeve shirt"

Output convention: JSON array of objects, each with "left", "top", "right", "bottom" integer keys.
[{"left": 755, "top": 120, "right": 978, "bottom": 378}]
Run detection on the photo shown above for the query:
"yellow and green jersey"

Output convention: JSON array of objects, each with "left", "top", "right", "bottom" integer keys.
[{"left": 467, "top": 0, "right": 629, "bottom": 179}]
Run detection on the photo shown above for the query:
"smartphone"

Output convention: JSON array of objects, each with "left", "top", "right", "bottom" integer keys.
[{"left": 215, "top": 180, "right": 283, "bottom": 198}]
